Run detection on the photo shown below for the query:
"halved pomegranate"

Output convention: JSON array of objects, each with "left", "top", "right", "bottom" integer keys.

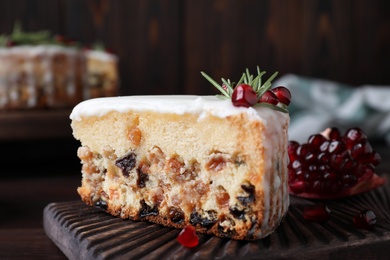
[{"left": 288, "top": 127, "right": 385, "bottom": 199}]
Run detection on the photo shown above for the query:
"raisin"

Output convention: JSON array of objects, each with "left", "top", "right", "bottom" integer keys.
[
  {"left": 168, "top": 206, "right": 185, "bottom": 223},
  {"left": 190, "top": 210, "right": 217, "bottom": 229},
  {"left": 136, "top": 166, "right": 149, "bottom": 188},
  {"left": 94, "top": 199, "right": 108, "bottom": 211},
  {"left": 229, "top": 206, "right": 246, "bottom": 221},
  {"left": 139, "top": 200, "right": 159, "bottom": 218},
  {"left": 237, "top": 183, "right": 255, "bottom": 206},
  {"left": 115, "top": 152, "right": 137, "bottom": 177},
  {"left": 206, "top": 156, "right": 227, "bottom": 172}
]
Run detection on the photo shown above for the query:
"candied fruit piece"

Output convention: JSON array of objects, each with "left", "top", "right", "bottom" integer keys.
[
  {"left": 128, "top": 126, "right": 142, "bottom": 146},
  {"left": 206, "top": 156, "right": 227, "bottom": 172}
]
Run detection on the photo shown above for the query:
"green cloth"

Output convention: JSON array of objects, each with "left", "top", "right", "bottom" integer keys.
[{"left": 274, "top": 74, "right": 390, "bottom": 145}]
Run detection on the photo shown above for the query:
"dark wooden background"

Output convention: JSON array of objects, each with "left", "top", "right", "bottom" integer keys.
[
  {"left": 1, "top": 0, "right": 389, "bottom": 97},
  {"left": 0, "top": 0, "right": 389, "bottom": 178}
]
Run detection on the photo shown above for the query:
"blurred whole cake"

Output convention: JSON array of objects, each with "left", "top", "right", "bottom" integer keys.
[{"left": 0, "top": 24, "right": 119, "bottom": 110}]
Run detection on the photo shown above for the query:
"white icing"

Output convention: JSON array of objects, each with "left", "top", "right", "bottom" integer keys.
[
  {"left": 85, "top": 50, "right": 117, "bottom": 62},
  {"left": 0, "top": 45, "right": 80, "bottom": 55},
  {"left": 70, "top": 95, "right": 288, "bottom": 122}
]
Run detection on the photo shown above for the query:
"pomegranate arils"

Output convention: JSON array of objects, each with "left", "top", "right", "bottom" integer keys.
[
  {"left": 258, "top": 90, "right": 279, "bottom": 105},
  {"left": 177, "top": 225, "right": 199, "bottom": 248},
  {"left": 232, "top": 84, "right": 257, "bottom": 107},
  {"left": 288, "top": 127, "right": 384, "bottom": 199},
  {"left": 353, "top": 209, "right": 377, "bottom": 230},
  {"left": 271, "top": 86, "right": 291, "bottom": 105},
  {"left": 328, "top": 127, "right": 341, "bottom": 140},
  {"left": 303, "top": 203, "right": 331, "bottom": 222}
]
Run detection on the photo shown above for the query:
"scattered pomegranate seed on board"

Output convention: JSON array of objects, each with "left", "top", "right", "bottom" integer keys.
[
  {"left": 353, "top": 209, "right": 377, "bottom": 230},
  {"left": 177, "top": 225, "right": 199, "bottom": 248},
  {"left": 303, "top": 203, "right": 331, "bottom": 222}
]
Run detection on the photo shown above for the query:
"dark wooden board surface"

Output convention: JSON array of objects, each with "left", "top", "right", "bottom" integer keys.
[{"left": 44, "top": 177, "right": 390, "bottom": 260}]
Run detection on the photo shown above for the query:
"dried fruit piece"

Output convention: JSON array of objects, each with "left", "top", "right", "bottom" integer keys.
[
  {"left": 177, "top": 225, "right": 199, "bottom": 248},
  {"left": 303, "top": 203, "right": 330, "bottom": 222},
  {"left": 115, "top": 152, "right": 137, "bottom": 177},
  {"left": 288, "top": 127, "right": 384, "bottom": 199},
  {"left": 190, "top": 210, "right": 218, "bottom": 229},
  {"left": 353, "top": 209, "right": 377, "bottom": 230},
  {"left": 168, "top": 206, "right": 185, "bottom": 223},
  {"left": 139, "top": 200, "right": 158, "bottom": 218}
]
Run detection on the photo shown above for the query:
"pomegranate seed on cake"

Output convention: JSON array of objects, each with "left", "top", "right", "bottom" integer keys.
[{"left": 70, "top": 67, "right": 291, "bottom": 240}]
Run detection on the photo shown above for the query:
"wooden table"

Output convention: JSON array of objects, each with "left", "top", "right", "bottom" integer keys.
[{"left": 0, "top": 176, "right": 80, "bottom": 259}]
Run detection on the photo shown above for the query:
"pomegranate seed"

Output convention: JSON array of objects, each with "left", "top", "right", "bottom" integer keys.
[
  {"left": 303, "top": 203, "right": 330, "bottom": 222},
  {"left": 222, "top": 83, "right": 229, "bottom": 92},
  {"left": 369, "top": 151, "right": 382, "bottom": 165},
  {"left": 177, "top": 225, "right": 199, "bottom": 248},
  {"left": 353, "top": 209, "right": 377, "bottom": 230},
  {"left": 288, "top": 141, "right": 300, "bottom": 162},
  {"left": 6, "top": 40, "right": 16, "bottom": 47},
  {"left": 288, "top": 127, "right": 384, "bottom": 199},
  {"left": 271, "top": 86, "right": 291, "bottom": 105},
  {"left": 232, "top": 84, "right": 257, "bottom": 107},
  {"left": 328, "top": 140, "right": 346, "bottom": 154},
  {"left": 351, "top": 140, "right": 373, "bottom": 161},
  {"left": 308, "top": 134, "right": 327, "bottom": 149},
  {"left": 258, "top": 90, "right": 279, "bottom": 105},
  {"left": 343, "top": 127, "right": 368, "bottom": 149},
  {"left": 328, "top": 127, "right": 341, "bottom": 140},
  {"left": 289, "top": 181, "right": 305, "bottom": 194}
]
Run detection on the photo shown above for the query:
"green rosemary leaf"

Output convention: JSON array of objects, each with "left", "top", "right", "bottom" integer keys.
[
  {"left": 254, "top": 102, "right": 288, "bottom": 113},
  {"left": 252, "top": 75, "right": 260, "bottom": 92},
  {"left": 257, "top": 68, "right": 265, "bottom": 90},
  {"left": 237, "top": 73, "right": 246, "bottom": 86},
  {"left": 201, "top": 71, "right": 230, "bottom": 97},
  {"left": 262, "top": 71, "right": 278, "bottom": 89}
]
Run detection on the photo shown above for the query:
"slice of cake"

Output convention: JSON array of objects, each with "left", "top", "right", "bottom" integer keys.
[{"left": 70, "top": 93, "right": 290, "bottom": 240}]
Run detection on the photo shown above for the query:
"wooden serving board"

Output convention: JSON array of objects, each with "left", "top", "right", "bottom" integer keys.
[{"left": 44, "top": 179, "right": 390, "bottom": 260}]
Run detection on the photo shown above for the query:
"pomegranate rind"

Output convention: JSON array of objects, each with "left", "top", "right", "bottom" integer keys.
[{"left": 289, "top": 174, "right": 385, "bottom": 199}]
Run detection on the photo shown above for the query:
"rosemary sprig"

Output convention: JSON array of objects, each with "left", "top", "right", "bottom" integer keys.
[{"left": 201, "top": 67, "right": 288, "bottom": 113}]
